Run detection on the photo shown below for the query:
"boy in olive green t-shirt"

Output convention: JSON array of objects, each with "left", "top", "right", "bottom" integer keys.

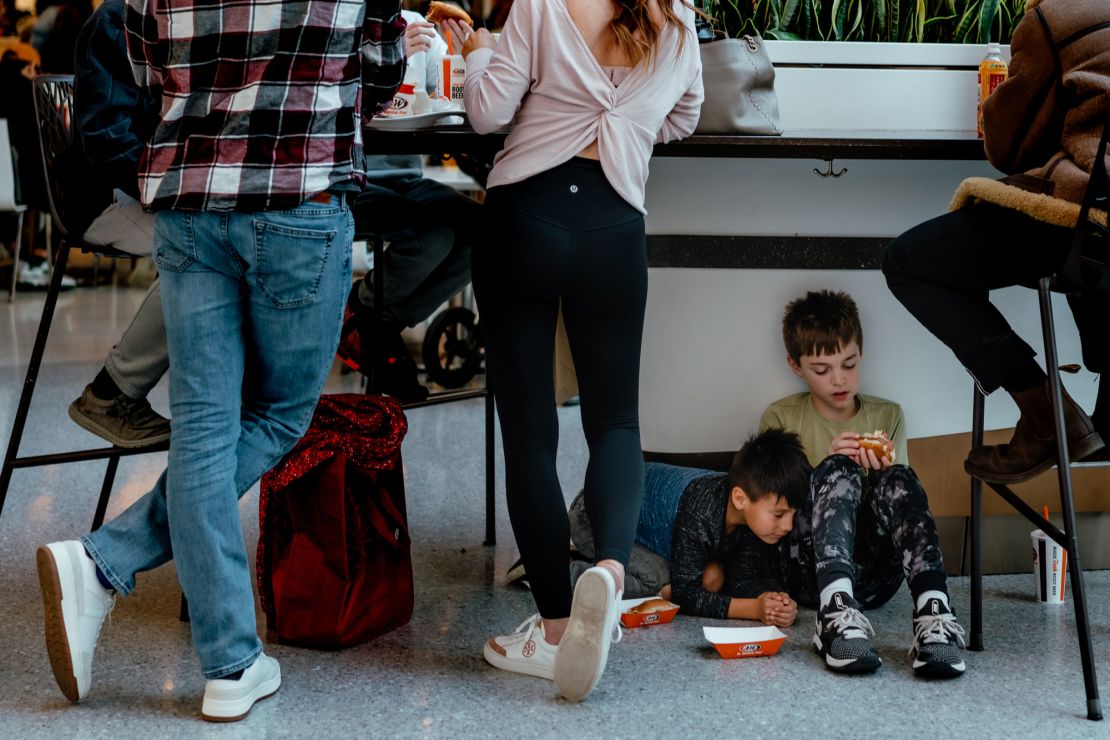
[{"left": 759, "top": 290, "right": 966, "bottom": 680}]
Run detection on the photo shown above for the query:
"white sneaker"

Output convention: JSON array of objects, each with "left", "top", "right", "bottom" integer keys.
[
  {"left": 201, "top": 653, "right": 282, "bottom": 722},
  {"left": 555, "top": 566, "right": 619, "bottom": 702},
  {"left": 483, "top": 614, "right": 558, "bottom": 680},
  {"left": 18, "top": 260, "right": 77, "bottom": 290},
  {"left": 36, "top": 541, "right": 115, "bottom": 702}
]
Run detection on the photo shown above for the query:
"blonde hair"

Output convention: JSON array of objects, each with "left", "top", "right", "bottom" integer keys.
[{"left": 609, "top": 0, "right": 693, "bottom": 67}]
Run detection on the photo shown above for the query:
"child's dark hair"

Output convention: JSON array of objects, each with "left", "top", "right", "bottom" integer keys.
[
  {"left": 727, "top": 428, "right": 810, "bottom": 509},
  {"left": 782, "top": 290, "right": 863, "bottom": 363}
]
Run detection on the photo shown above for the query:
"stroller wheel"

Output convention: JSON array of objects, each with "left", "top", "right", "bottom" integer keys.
[{"left": 422, "top": 306, "right": 483, "bottom": 388}]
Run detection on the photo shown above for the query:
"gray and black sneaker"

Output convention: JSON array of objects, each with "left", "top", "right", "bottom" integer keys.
[
  {"left": 910, "top": 597, "right": 967, "bottom": 679},
  {"left": 813, "top": 591, "right": 882, "bottom": 674},
  {"left": 68, "top": 384, "right": 171, "bottom": 449}
]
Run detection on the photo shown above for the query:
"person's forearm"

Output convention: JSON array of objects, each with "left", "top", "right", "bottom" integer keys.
[{"left": 727, "top": 597, "right": 763, "bottom": 620}]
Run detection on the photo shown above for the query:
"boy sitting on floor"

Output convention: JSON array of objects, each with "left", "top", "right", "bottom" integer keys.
[
  {"left": 759, "top": 289, "right": 966, "bottom": 678},
  {"left": 567, "top": 428, "right": 810, "bottom": 628}
]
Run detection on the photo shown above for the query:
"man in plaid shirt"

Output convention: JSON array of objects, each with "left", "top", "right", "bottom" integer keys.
[{"left": 37, "top": 0, "right": 405, "bottom": 722}]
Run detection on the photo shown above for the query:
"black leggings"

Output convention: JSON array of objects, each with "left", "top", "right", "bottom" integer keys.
[
  {"left": 473, "top": 159, "right": 647, "bottom": 619},
  {"left": 883, "top": 204, "right": 1110, "bottom": 396}
]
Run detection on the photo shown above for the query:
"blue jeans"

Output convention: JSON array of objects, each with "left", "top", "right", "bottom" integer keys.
[{"left": 82, "top": 197, "right": 352, "bottom": 678}]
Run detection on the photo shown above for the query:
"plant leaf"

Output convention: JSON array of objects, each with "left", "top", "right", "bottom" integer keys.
[
  {"left": 954, "top": 0, "right": 980, "bottom": 43},
  {"left": 915, "top": 0, "right": 926, "bottom": 41},
  {"left": 764, "top": 28, "right": 804, "bottom": 39},
  {"left": 781, "top": 0, "right": 801, "bottom": 27},
  {"left": 978, "top": 0, "right": 1001, "bottom": 42},
  {"left": 848, "top": 0, "right": 863, "bottom": 39},
  {"left": 831, "top": 0, "right": 845, "bottom": 40}
]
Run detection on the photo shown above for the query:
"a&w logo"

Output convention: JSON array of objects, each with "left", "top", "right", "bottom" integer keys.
[{"left": 742, "top": 644, "right": 762, "bottom": 653}]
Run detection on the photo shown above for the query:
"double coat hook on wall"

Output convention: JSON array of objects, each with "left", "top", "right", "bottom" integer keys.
[{"left": 814, "top": 158, "right": 848, "bottom": 177}]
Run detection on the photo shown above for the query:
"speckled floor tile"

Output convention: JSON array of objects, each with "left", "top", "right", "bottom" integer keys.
[{"left": 1, "top": 285, "right": 1108, "bottom": 738}]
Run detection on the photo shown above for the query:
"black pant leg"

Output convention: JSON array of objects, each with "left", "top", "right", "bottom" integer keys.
[{"left": 883, "top": 204, "right": 1072, "bottom": 393}]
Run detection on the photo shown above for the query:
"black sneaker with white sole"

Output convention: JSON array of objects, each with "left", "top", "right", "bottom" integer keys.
[
  {"left": 813, "top": 591, "right": 882, "bottom": 674},
  {"left": 910, "top": 597, "right": 967, "bottom": 679}
]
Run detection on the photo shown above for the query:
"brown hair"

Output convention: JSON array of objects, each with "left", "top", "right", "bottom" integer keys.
[
  {"left": 782, "top": 290, "right": 864, "bottom": 363},
  {"left": 610, "top": 0, "right": 695, "bottom": 67}
]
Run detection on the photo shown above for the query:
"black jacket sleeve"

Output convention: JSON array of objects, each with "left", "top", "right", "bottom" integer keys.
[
  {"left": 73, "top": 0, "right": 155, "bottom": 200},
  {"left": 667, "top": 478, "right": 732, "bottom": 619}
]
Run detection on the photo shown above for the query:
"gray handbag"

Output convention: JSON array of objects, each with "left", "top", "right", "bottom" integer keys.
[{"left": 694, "top": 32, "right": 783, "bottom": 135}]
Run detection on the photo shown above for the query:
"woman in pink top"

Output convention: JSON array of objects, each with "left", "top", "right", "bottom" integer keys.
[{"left": 446, "top": 0, "right": 702, "bottom": 701}]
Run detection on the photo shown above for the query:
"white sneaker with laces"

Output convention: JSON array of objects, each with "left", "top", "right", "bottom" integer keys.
[
  {"left": 36, "top": 540, "right": 115, "bottom": 702},
  {"left": 18, "top": 260, "right": 76, "bottom": 290},
  {"left": 483, "top": 614, "right": 558, "bottom": 680},
  {"left": 555, "top": 566, "right": 620, "bottom": 702},
  {"left": 201, "top": 653, "right": 282, "bottom": 722}
]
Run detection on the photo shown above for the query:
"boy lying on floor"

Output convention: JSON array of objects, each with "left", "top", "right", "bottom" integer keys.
[{"left": 568, "top": 428, "right": 809, "bottom": 629}]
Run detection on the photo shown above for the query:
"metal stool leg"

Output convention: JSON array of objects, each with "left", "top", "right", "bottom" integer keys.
[
  {"left": 90, "top": 454, "right": 120, "bottom": 531},
  {"left": 370, "top": 237, "right": 385, "bottom": 395},
  {"left": 0, "top": 242, "right": 72, "bottom": 519},
  {"left": 484, "top": 385, "right": 496, "bottom": 546},
  {"left": 8, "top": 210, "right": 23, "bottom": 302},
  {"left": 970, "top": 386, "right": 985, "bottom": 652},
  {"left": 1039, "top": 277, "right": 1102, "bottom": 721}
]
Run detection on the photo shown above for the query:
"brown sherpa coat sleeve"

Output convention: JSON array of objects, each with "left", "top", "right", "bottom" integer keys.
[{"left": 982, "top": 6, "right": 1064, "bottom": 175}]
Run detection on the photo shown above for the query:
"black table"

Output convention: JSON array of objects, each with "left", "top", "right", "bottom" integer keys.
[
  {"left": 364, "top": 127, "right": 988, "bottom": 270},
  {"left": 364, "top": 127, "right": 988, "bottom": 161}
]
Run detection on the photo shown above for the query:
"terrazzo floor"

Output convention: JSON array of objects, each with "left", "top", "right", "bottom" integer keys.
[{"left": 1, "top": 284, "right": 1108, "bottom": 739}]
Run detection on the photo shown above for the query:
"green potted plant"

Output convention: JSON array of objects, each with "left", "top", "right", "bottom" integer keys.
[{"left": 703, "top": 0, "right": 1024, "bottom": 43}]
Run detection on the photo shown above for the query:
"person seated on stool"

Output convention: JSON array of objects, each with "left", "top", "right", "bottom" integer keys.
[
  {"left": 883, "top": 0, "right": 1109, "bottom": 482},
  {"left": 338, "top": 8, "right": 481, "bottom": 403},
  {"left": 61, "top": 0, "right": 168, "bottom": 448}
]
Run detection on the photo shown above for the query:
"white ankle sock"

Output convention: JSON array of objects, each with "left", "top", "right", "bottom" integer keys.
[
  {"left": 819, "top": 578, "right": 853, "bottom": 609},
  {"left": 915, "top": 590, "right": 949, "bottom": 612}
]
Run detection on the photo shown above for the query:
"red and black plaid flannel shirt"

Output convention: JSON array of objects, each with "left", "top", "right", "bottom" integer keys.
[{"left": 125, "top": 0, "right": 406, "bottom": 212}]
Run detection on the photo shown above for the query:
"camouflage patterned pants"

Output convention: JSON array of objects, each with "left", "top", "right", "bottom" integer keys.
[{"left": 772, "top": 455, "right": 946, "bottom": 610}]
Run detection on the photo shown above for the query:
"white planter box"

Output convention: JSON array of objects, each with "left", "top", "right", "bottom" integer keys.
[{"left": 766, "top": 40, "right": 1011, "bottom": 132}]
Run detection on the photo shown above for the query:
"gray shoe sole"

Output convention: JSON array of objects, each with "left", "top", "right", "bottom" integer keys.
[{"left": 68, "top": 402, "right": 170, "bottom": 449}]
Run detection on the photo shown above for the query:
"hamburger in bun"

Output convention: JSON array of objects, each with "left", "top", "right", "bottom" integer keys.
[
  {"left": 426, "top": 1, "right": 473, "bottom": 25},
  {"left": 627, "top": 598, "right": 675, "bottom": 615},
  {"left": 858, "top": 431, "right": 895, "bottom": 463}
]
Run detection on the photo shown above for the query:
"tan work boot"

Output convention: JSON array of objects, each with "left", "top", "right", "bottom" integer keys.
[{"left": 965, "top": 381, "right": 1105, "bottom": 484}]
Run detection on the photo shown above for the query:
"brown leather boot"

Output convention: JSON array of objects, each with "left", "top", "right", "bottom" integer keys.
[{"left": 965, "top": 381, "right": 1105, "bottom": 484}]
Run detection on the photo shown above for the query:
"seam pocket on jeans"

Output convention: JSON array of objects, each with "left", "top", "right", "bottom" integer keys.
[
  {"left": 255, "top": 222, "right": 336, "bottom": 309},
  {"left": 152, "top": 213, "right": 196, "bottom": 272}
]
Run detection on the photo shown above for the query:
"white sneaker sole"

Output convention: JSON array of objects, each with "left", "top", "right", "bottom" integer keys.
[
  {"left": 555, "top": 567, "right": 616, "bottom": 702},
  {"left": 482, "top": 640, "right": 555, "bottom": 680},
  {"left": 36, "top": 543, "right": 84, "bottom": 702}
]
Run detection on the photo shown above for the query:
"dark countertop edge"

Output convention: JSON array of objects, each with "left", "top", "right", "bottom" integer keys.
[{"left": 363, "top": 130, "right": 987, "bottom": 160}]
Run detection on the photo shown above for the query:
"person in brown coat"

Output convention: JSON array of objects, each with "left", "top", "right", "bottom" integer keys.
[{"left": 882, "top": 0, "right": 1109, "bottom": 485}]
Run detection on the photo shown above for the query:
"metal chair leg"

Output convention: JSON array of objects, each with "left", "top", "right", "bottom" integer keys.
[
  {"left": 484, "top": 385, "right": 496, "bottom": 546},
  {"left": 970, "top": 386, "right": 985, "bottom": 652},
  {"left": 0, "top": 242, "right": 72, "bottom": 519},
  {"left": 91, "top": 454, "right": 120, "bottom": 531},
  {"left": 370, "top": 237, "right": 385, "bottom": 395},
  {"left": 8, "top": 210, "right": 22, "bottom": 302},
  {"left": 1038, "top": 277, "right": 1102, "bottom": 721}
]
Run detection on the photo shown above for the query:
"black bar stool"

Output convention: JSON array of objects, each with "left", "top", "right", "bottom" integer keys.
[
  {"left": 966, "top": 119, "right": 1109, "bottom": 722},
  {"left": 0, "top": 75, "right": 169, "bottom": 534}
]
